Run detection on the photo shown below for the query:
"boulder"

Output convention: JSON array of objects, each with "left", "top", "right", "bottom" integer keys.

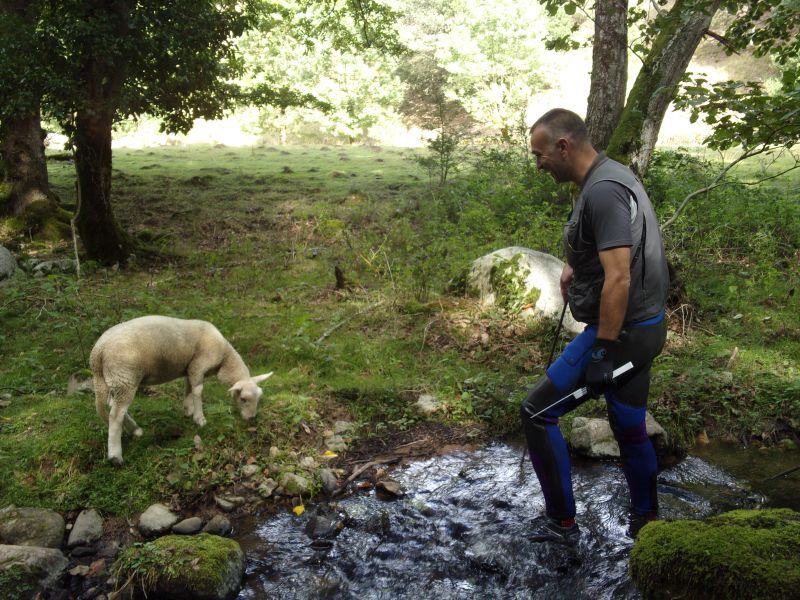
[
  {"left": 415, "top": 394, "right": 439, "bottom": 416},
  {"left": 279, "top": 473, "right": 310, "bottom": 496},
  {"left": 202, "top": 515, "right": 232, "bottom": 537},
  {"left": 67, "top": 509, "right": 103, "bottom": 547},
  {"left": 569, "top": 413, "right": 669, "bottom": 459},
  {"left": 0, "top": 544, "right": 68, "bottom": 598},
  {"left": 138, "top": 503, "right": 180, "bottom": 537},
  {"left": 114, "top": 533, "right": 245, "bottom": 600},
  {"left": 0, "top": 246, "right": 16, "bottom": 281},
  {"left": 319, "top": 469, "right": 339, "bottom": 494},
  {"left": 467, "top": 247, "right": 582, "bottom": 334},
  {"left": 0, "top": 506, "right": 65, "bottom": 548},
  {"left": 630, "top": 508, "right": 800, "bottom": 599},
  {"left": 172, "top": 517, "right": 204, "bottom": 535}
]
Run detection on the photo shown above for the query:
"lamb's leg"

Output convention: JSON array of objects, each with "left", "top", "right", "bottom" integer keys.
[
  {"left": 183, "top": 379, "right": 195, "bottom": 417},
  {"left": 186, "top": 370, "right": 207, "bottom": 427},
  {"left": 108, "top": 385, "right": 136, "bottom": 466},
  {"left": 123, "top": 412, "right": 143, "bottom": 438}
]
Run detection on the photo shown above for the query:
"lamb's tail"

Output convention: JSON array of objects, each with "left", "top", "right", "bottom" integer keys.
[{"left": 91, "top": 351, "right": 109, "bottom": 425}]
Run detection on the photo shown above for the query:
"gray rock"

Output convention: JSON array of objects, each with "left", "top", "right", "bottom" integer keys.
[
  {"left": 304, "top": 515, "right": 341, "bottom": 540},
  {"left": 279, "top": 473, "right": 310, "bottom": 496},
  {"left": 376, "top": 480, "right": 404, "bottom": 498},
  {"left": 299, "top": 456, "right": 317, "bottom": 470},
  {"left": 333, "top": 420, "right": 355, "bottom": 435},
  {"left": 202, "top": 515, "right": 232, "bottom": 537},
  {"left": 240, "top": 464, "right": 261, "bottom": 478},
  {"left": 67, "top": 509, "right": 103, "bottom": 548},
  {"left": 257, "top": 478, "right": 279, "bottom": 499},
  {"left": 138, "top": 503, "right": 179, "bottom": 537},
  {"left": 0, "top": 506, "right": 65, "bottom": 548},
  {"left": 0, "top": 246, "right": 16, "bottom": 280},
  {"left": 0, "top": 544, "right": 68, "bottom": 596},
  {"left": 319, "top": 469, "right": 339, "bottom": 494},
  {"left": 324, "top": 435, "right": 347, "bottom": 453},
  {"left": 31, "top": 258, "right": 77, "bottom": 277},
  {"left": 468, "top": 247, "right": 583, "bottom": 334},
  {"left": 415, "top": 394, "right": 439, "bottom": 416},
  {"left": 172, "top": 517, "right": 204, "bottom": 535},
  {"left": 214, "top": 495, "right": 244, "bottom": 512},
  {"left": 570, "top": 413, "right": 669, "bottom": 458}
]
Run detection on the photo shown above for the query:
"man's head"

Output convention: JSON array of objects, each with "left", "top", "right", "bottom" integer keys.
[{"left": 529, "top": 109, "right": 596, "bottom": 185}]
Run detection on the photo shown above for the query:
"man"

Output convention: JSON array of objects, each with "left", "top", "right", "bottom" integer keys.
[{"left": 521, "top": 108, "right": 669, "bottom": 545}]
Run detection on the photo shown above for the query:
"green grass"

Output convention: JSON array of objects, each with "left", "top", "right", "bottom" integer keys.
[{"left": 0, "top": 142, "right": 798, "bottom": 516}]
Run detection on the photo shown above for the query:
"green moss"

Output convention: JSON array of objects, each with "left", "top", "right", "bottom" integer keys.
[
  {"left": 630, "top": 508, "right": 800, "bottom": 599},
  {"left": 114, "top": 533, "right": 243, "bottom": 597},
  {"left": 0, "top": 569, "right": 34, "bottom": 600}
]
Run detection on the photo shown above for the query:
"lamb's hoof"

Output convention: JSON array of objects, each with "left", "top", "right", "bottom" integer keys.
[
  {"left": 133, "top": 428, "right": 143, "bottom": 437},
  {"left": 194, "top": 417, "right": 207, "bottom": 427},
  {"left": 109, "top": 455, "right": 124, "bottom": 467}
]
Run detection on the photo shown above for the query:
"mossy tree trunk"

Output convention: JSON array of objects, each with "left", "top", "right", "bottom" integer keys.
[
  {"left": 73, "top": 1, "right": 133, "bottom": 266},
  {"left": 74, "top": 108, "right": 132, "bottom": 265},
  {"left": 74, "top": 44, "right": 133, "bottom": 265},
  {"left": 606, "top": 0, "right": 720, "bottom": 176},
  {"left": 585, "top": 0, "right": 628, "bottom": 151},
  {"left": 0, "top": 105, "right": 55, "bottom": 216}
]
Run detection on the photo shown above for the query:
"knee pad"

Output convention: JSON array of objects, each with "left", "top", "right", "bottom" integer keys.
[{"left": 520, "top": 377, "right": 565, "bottom": 425}]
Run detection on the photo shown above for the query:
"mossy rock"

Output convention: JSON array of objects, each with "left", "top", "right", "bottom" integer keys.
[
  {"left": 630, "top": 508, "right": 800, "bottom": 599},
  {"left": 486, "top": 254, "right": 541, "bottom": 311},
  {"left": 114, "top": 533, "right": 245, "bottom": 600}
]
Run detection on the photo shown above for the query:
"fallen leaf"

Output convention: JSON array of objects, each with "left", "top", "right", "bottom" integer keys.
[
  {"left": 191, "top": 557, "right": 201, "bottom": 570},
  {"left": 293, "top": 504, "right": 305, "bottom": 516},
  {"left": 87, "top": 558, "right": 106, "bottom": 577},
  {"left": 321, "top": 450, "right": 338, "bottom": 458}
]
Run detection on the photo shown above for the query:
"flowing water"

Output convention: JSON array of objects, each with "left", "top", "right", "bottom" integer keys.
[{"left": 234, "top": 439, "right": 792, "bottom": 599}]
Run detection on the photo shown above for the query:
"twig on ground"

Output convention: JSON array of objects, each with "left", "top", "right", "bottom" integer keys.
[{"left": 315, "top": 299, "right": 385, "bottom": 346}]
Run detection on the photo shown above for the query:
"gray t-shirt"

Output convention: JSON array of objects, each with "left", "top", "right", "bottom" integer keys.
[{"left": 582, "top": 180, "right": 636, "bottom": 252}]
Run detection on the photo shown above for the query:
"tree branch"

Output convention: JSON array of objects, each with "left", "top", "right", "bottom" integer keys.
[{"left": 662, "top": 147, "right": 799, "bottom": 230}]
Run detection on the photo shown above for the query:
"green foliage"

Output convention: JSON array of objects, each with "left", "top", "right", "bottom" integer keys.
[{"left": 0, "top": 569, "right": 34, "bottom": 600}]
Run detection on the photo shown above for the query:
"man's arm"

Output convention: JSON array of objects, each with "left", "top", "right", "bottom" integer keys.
[
  {"left": 559, "top": 264, "right": 574, "bottom": 302},
  {"left": 596, "top": 246, "right": 631, "bottom": 340}
]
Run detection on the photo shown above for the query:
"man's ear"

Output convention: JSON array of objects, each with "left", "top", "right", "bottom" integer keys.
[{"left": 557, "top": 138, "right": 569, "bottom": 156}]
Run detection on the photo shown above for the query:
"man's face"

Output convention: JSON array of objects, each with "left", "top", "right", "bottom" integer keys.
[{"left": 530, "top": 127, "right": 570, "bottom": 184}]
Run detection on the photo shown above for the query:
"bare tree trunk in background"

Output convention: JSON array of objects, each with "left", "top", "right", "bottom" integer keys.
[
  {"left": 586, "top": 0, "right": 627, "bottom": 150},
  {"left": 74, "top": 105, "right": 132, "bottom": 265},
  {"left": 607, "top": 0, "right": 720, "bottom": 176},
  {"left": 0, "top": 106, "right": 53, "bottom": 215}
]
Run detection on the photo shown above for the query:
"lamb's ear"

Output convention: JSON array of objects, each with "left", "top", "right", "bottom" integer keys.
[
  {"left": 229, "top": 381, "right": 244, "bottom": 398},
  {"left": 250, "top": 372, "right": 273, "bottom": 385}
]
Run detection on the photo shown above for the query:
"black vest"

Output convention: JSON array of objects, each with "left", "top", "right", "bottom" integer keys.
[{"left": 564, "top": 154, "right": 669, "bottom": 325}]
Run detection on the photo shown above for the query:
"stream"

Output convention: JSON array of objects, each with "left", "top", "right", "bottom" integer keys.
[{"left": 234, "top": 440, "right": 797, "bottom": 599}]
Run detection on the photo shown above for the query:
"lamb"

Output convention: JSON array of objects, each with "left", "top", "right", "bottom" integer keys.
[{"left": 90, "top": 315, "right": 272, "bottom": 466}]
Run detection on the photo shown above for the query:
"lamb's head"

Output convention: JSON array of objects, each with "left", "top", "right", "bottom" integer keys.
[{"left": 229, "top": 372, "right": 273, "bottom": 420}]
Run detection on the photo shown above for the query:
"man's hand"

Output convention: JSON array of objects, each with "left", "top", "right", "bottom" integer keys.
[
  {"left": 559, "top": 264, "right": 574, "bottom": 302},
  {"left": 585, "top": 338, "right": 618, "bottom": 397}
]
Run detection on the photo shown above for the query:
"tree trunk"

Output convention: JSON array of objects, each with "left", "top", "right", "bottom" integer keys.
[
  {"left": 0, "top": 106, "right": 52, "bottom": 215},
  {"left": 607, "top": 0, "right": 720, "bottom": 176},
  {"left": 74, "top": 107, "right": 132, "bottom": 265},
  {"left": 585, "top": 0, "right": 628, "bottom": 150}
]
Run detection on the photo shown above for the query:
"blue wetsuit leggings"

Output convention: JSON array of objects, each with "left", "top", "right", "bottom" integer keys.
[{"left": 520, "top": 313, "right": 667, "bottom": 520}]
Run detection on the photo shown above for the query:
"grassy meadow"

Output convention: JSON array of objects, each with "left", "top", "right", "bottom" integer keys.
[{"left": 0, "top": 142, "right": 798, "bottom": 517}]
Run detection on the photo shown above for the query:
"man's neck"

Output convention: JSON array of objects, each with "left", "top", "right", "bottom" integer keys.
[{"left": 574, "top": 148, "right": 600, "bottom": 187}]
